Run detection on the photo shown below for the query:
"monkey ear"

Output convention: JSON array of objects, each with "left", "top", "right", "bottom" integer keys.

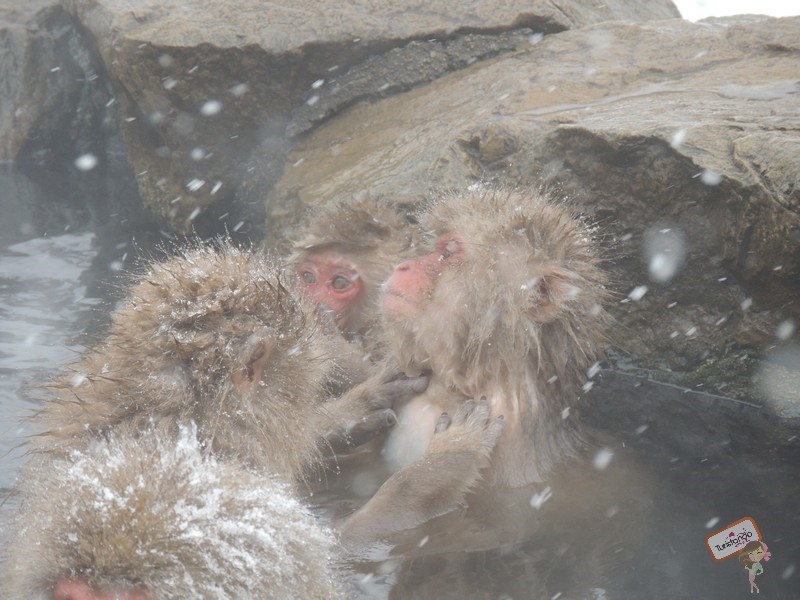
[
  {"left": 526, "top": 266, "right": 578, "bottom": 324},
  {"left": 231, "top": 339, "right": 273, "bottom": 392}
]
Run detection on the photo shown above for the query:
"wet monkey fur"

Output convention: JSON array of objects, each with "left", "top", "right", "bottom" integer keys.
[
  {"left": 2, "top": 244, "right": 499, "bottom": 600},
  {"left": 31, "top": 244, "right": 357, "bottom": 479},
  {"left": 380, "top": 187, "right": 612, "bottom": 486}
]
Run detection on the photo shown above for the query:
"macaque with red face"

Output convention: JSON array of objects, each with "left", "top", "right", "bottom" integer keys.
[
  {"left": 289, "top": 197, "right": 428, "bottom": 449},
  {"left": 289, "top": 196, "right": 420, "bottom": 357},
  {"left": 380, "top": 187, "right": 611, "bottom": 486},
  {"left": 2, "top": 243, "right": 500, "bottom": 600}
]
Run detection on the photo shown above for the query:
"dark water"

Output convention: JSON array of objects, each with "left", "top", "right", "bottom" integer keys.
[
  {"left": 1, "top": 167, "right": 798, "bottom": 598},
  {"left": 314, "top": 374, "right": 800, "bottom": 598},
  {"left": 0, "top": 166, "right": 139, "bottom": 493},
  {"left": 0, "top": 230, "right": 98, "bottom": 490}
]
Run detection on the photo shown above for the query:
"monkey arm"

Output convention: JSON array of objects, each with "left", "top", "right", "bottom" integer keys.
[
  {"left": 320, "top": 370, "right": 429, "bottom": 453},
  {"left": 337, "top": 398, "right": 503, "bottom": 548}
]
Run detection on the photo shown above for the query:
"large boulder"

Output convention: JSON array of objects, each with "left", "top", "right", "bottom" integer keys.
[
  {"left": 0, "top": 0, "right": 144, "bottom": 236},
  {"left": 266, "top": 15, "right": 800, "bottom": 404},
  {"left": 1, "top": 0, "right": 679, "bottom": 235}
]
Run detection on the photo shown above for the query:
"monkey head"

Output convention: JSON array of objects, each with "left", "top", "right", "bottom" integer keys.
[
  {"left": 37, "top": 243, "right": 340, "bottom": 481},
  {"left": 5, "top": 427, "right": 338, "bottom": 600},
  {"left": 290, "top": 197, "right": 419, "bottom": 339},
  {"left": 383, "top": 188, "right": 609, "bottom": 393},
  {"left": 381, "top": 188, "right": 611, "bottom": 482}
]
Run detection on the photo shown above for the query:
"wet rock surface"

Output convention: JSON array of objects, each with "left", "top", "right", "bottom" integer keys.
[
  {"left": 0, "top": 1, "right": 158, "bottom": 245},
  {"left": 1, "top": 0, "right": 678, "bottom": 234}
]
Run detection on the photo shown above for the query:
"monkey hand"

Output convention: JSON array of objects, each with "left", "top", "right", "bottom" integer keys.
[
  {"left": 426, "top": 396, "right": 505, "bottom": 460},
  {"left": 338, "top": 397, "right": 503, "bottom": 548},
  {"left": 322, "top": 372, "right": 430, "bottom": 452}
]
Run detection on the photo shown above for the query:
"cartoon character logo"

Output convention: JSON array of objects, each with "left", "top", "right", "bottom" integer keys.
[{"left": 738, "top": 540, "right": 772, "bottom": 594}]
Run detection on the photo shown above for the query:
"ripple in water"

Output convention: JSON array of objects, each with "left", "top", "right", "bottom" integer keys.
[{"left": 0, "top": 232, "right": 100, "bottom": 491}]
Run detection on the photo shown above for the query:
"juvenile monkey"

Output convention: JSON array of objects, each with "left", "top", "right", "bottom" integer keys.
[
  {"left": 32, "top": 244, "right": 348, "bottom": 478},
  {"left": 3, "top": 243, "right": 500, "bottom": 599},
  {"left": 289, "top": 196, "right": 420, "bottom": 357},
  {"left": 380, "top": 187, "right": 611, "bottom": 485}
]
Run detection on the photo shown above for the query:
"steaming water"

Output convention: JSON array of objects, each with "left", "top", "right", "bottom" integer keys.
[
  {"left": 316, "top": 374, "right": 800, "bottom": 598},
  {"left": 0, "top": 231, "right": 102, "bottom": 491},
  {"left": 1, "top": 168, "right": 797, "bottom": 597}
]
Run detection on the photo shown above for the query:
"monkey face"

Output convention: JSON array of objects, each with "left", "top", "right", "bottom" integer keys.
[
  {"left": 54, "top": 580, "right": 152, "bottom": 600},
  {"left": 295, "top": 251, "right": 364, "bottom": 329},
  {"left": 381, "top": 235, "right": 463, "bottom": 319}
]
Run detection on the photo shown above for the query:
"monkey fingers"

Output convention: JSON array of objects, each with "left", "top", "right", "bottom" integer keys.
[
  {"left": 338, "top": 399, "right": 504, "bottom": 548},
  {"left": 323, "top": 408, "right": 397, "bottom": 453},
  {"left": 428, "top": 396, "right": 505, "bottom": 458},
  {"left": 434, "top": 412, "right": 452, "bottom": 433},
  {"left": 321, "top": 373, "right": 429, "bottom": 452},
  {"left": 372, "top": 374, "right": 430, "bottom": 409}
]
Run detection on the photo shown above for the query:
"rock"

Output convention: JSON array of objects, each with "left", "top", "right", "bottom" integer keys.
[
  {"left": 0, "top": 0, "right": 152, "bottom": 240},
  {"left": 1, "top": 0, "right": 679, "bottom": 235},
  {"left": 1, "top": 0, "right": 66, "bottom": 160},
  {"left": 266, "top": 15, "right": 800, "bottom": 401}
]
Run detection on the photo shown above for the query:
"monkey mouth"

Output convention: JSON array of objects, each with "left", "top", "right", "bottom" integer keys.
[
  {"left": 381, "top": 289, "right": 415, "bottom": 315},
  {"left": 382, "top": 287, "right": 405, "bottom": 299}
]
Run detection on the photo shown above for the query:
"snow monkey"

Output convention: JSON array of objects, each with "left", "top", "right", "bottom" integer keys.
[
  {"left": 380, "top": 187, "right": 612, "bottom": 486},
  {"left": 289, "top": 195, "right": 420, "bottom": 358},
  {"left": 7, "top": 426, "right": 341, "bottom": 600},
  {"left": 29, "top": 243, "right": 392, "bottom": 478},
  {"left": 290, "top": 189, "right": 610, "bottom": 484},
  {"left": 2, "top": 243, "right": 500, "bottom": 600}
]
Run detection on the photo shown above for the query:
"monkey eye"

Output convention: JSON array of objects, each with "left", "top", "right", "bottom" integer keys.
[
  {"left": 331, "top": 275, "right": 351, "bottom": 291},
  {"left": 439, "top": 239, "right": 461, "bottom": 261},
  {"left": 301, "top": 271, "right": 316, "bottom": 284}
]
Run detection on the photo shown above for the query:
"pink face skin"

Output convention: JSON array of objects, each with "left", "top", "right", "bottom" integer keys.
[
  {"left": 296, "top": 252, "right": 364, "bottom": 329},
  {"left": 54, "top": 580, "right": 153, "bottom": 600},
  {"left": 382, "top": 236, "right": 463, "bottom": 319}
]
